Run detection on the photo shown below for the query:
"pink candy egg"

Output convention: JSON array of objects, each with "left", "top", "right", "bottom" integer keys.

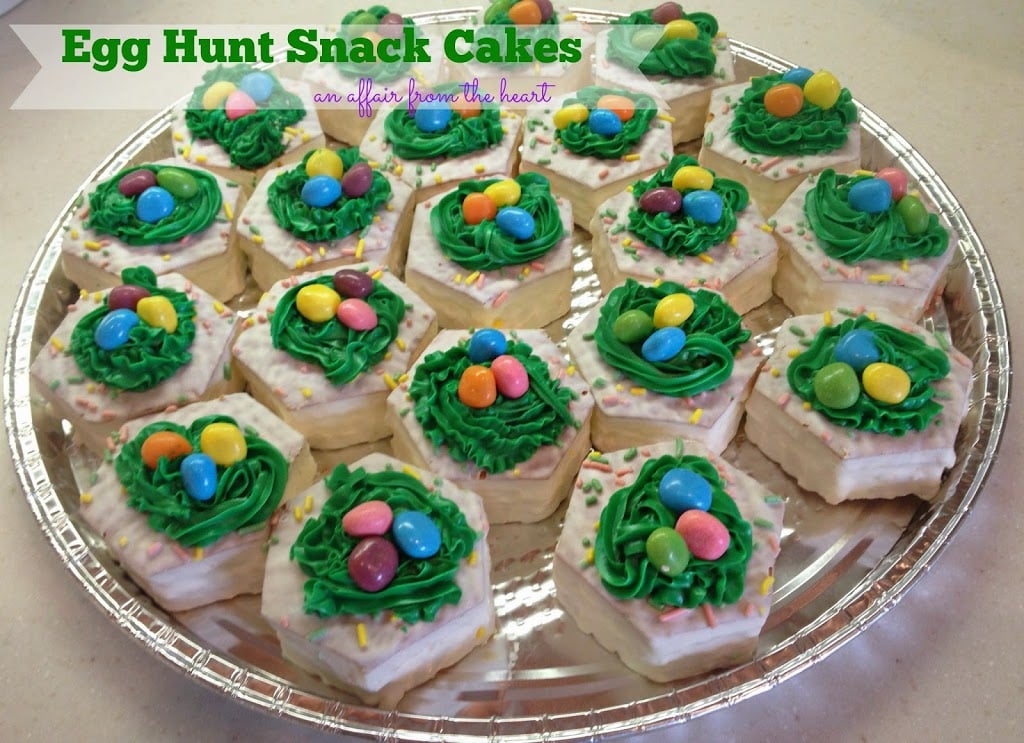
[
  {"left": 107, "top": 283, "right": 151, "bottom": 312},
  {"left": 336, "top": 298, "right": 378, "bottom": 331},
  {"left": 675, "top": 509, "right": 730, "bottom": 561},
  {"left": 342, "top": 500, "right": 394, "bottom": 537},
  {"left": 490, "top": 354, "right": 529, "bottom": 399},
  {"left": 224, "top": 90, "right": 257, "bottom": 120},
  {"left": 117, "top": 169, "right": 157, "bottom": 197},
  {"left": 875, "top": 167, "right": 909, "bottom": 202}
]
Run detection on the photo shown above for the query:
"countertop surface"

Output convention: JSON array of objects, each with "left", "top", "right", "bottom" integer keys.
[{"left": 1, "top": 1, "right": 1020, "bottom": 741}]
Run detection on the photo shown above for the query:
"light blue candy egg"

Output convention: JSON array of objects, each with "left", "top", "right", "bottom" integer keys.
[
  {"left": 94, "top": 308, "right": 140, "bottom": 351},
  {"left": 847, "top": 178, "right": 893, "bottom": 214},
  {"left": 180, "top": 453, "right": 218, "bottom": 502},
  {"left": 683, "top": 189, "right": 724, "bottom": 224},
  {"left": 641, "top": 326, "right": 686, "bottom": 363},
  {"left": 136, "top": 186, "right": 175, "bottom": 223},
  {"left": 239, "top": 71, "right": 274, "bottom": 103},
  {"left": 782, "top": 66, "right": 814, "bottom": 87},
  {"left": 467, "top": 328, "right": 507, "bottom": 363},
  {"left": 495, "top": 207, "right": 536, "bottom": 240},
  {"left": 392, "top": 510, "right": 441, "bottom": 559},
  {"left": 301, "top": 175, "right": 343, "bottom": 208},
  {"left": 414, "top": 100, "right": 452, "bottom": 133},
  {"left": 833, "top": 328, "right": 881, "bottom": 374},
  {"left": 658, "top": 468, "right": 713, "bottom": 513},
  {"left": 588, "top": 108, "right": 623, "bottom": 136}
]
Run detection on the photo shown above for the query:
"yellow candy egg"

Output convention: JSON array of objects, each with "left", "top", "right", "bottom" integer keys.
[
  {"left": 653, "top": 292, "right": 695, "bottom": 328},
  {"left": 483, "top": 179, "right": 521, "bottom": 208},
  {"left": 136, "top": 296, "right": 178, "bottom": 333},
  {"left": 202, "top": 80, "right": 237, "bottom": 111},
  {"left": 199, "top": 422, "right": 247, "bottom": 467},
  {"left": 671, "top": 165, "right": 714, "bottom": 192},
  {"left": 803, "top": 70, "right": 841, "bottom": 109},
  {"left": 305, "top": 149, "right": 344, "bottom": 180},
  {"left": 295, "top": 284, "right": 342, "bottom": 323},
  {"left": 862, "top": 362, "right": 911, "bottom": 405},
  {"left": 553, "top": 103, "right": 589, "bottom": 130},
  {"left": 662, "top": 19, "right": 699, "bottom": 41}
]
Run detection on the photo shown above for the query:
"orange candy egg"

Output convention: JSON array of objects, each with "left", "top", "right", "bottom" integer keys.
[
  {"left": 452, "top": 95, "right": 482, "bottom": 119},
  {"left": 140, "top": 430, "right": 193, "bottom": 469},
  {"left": 764, "top": 83, "right": 804, "bottom": 118},
  {"left": 462, "top": 192, "right": 498, "bottom": 225},
  {"left": 507, "top": 0, "right": 542, "bottom": 25},
  {"left": 457, "top": 365, "right": 497, "bottom": 408},
  {"left": 595, "top": 94, "right": 635, "bottom": 122}
]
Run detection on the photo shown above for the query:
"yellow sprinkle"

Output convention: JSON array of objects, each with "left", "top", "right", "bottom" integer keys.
[
  {"left": 182, "top": 145, "right": 191, "bottom": 159},
  {"left": 79, "top": 289, "right": 88, "bottom": 299},
  {"left": 384, "top": 351, "right": 392, "bottom": 360},
  {"left": 586, "top": 547, "right": 595, "bottom": 564},
  {"left": 92, "top": 291, "right": 102, "bottom": 302},
  {"left": 473, "top": 164, "right": 485, "bottom": 174},
  {"left": 770, "top": 367, "right": 780, "bottom": 377},
  {"left": 371, "top": 270, "right": 383, "bottom": 280},
  {"left": 823, "top": 310, "right": 833, "bottom": 326},
  {"left": 293, "top": 505, "right": 304, "bottom": 522},
  {"left": 689, "top": 408, "right": 704, "bottom": 425},
  {"left": 657, "top": 112, "right": 677, "bottom": 123},
  {"left": 615, "top": 383, "right": 624, "bottom": 392},
  {"left": 301, "top": 387, "right": 313, "bottom": 398},
  {"left": 867, "top": 312, "right": 877, "bottom": 320},
  {"left": 435, "top": 173, "right": 444, "bottom": 184},
  {"left": 86, "top": 382, "right": 96, "bottom": 393},
  {"left": 465, "top": 271, "right": 480, "bottom": 285},
  {"left": 760, "top": 575, "right": 775, "bottom": 595},
  {"left": 402, "top": 465, "right": 421, "bottom": 480},
  {"left": 475, "top": 626, "right": 487, "bottom": 640},
  {"left": 252, "top": 235, "right": 264, "bottom": 244},
  {"left": 385, "top": 203, "right": 394, "bottom": 211},
  {"left": 513, "top": 467, "right": 521, "bottom": 477},
  {"left": 787, "top": 348, "right": 801, "bottom": 358},
  {"left": 162, "top": 254, "right": 171, "bottom": 262},
  {"left": 318, "top": 246, "right": 326, "bottom": 257},
  {"left": 69, "top": 229, "right": 80, "bottom": 239},
  {"left": 759, "top": 223, "right": 774, "bottom": 233},
  {"left": 593, "top": 521, "right": 600, "bottom": 532},
  {"left": 355, "top": 238, "right": 365, "bottom": 260},
  {"left": 394, "top": 164, "right": 404, "bottom": 176},
  {"left": 173, "top": 131, "right": 183, "bottom": 142},
  {"left": 213, "top": 302, "right": 225, "bottom": 314},
  {"left": 356, "top": 622, "right": 368, "bottom": 649},
  {"left": 293, "top": 258, "right": 305, "bottom": 269},
  {"left": 369, "top": 134, "right": 377, "bottom": 142},
  {"left": 468, "top": 550, "right": 478, "bottom": 566},
  {"left": 521, "top": 266, "right": 531, "bottom": 277},
  {"left": 629, "top": 387, "right": 646, "bottom": 396},
  {"left": 244, "top": 316, "right": 255, "bottom": 327},
  {"left": 83, "top": 240, "right": 101, "bottom": 251},
  {"left": 589, "top": 450, "right": 603, "bottom": 459},
  {"left": 50, "top": 337, "right": 65, "bottom": 352},
  {"left": 729, "top": 235, "right": 738, "bottom": 247},
  {"left": 193, "top": 547, "right": 204, "bottom": 561},
  {"left": 566, "top": 365, "right": 576, "bottom": 376},
  {"left": 622, "top": 153, "right": 641, "bottom": 162},
  {"left": 304, "top": 256, "right": 314, "bottom": 266},
  {"left": 901, "top": 259, "right": 910, "bottom": 272},
  {"left": 304, "top": 494, "right": 314, "bottom": 513},
  {"left": 223, "top": 202, "right": 234, "bottom": 222},
  {"left": 399, "top": 373, "right": 409, "bottom": 385},
  {"left": 396, "top": 338, "right": 406, "bottom": 352},
  {"left": 284, "top": 127, "right": 299, "bottom": 136},
  {"left": 194, "top": 154, "right": 207, "bottom": 164},
  {"left": 301, "top": 133, "right": 310, "bottom": 143},
  {"left": 621, "top": 237, "right": 632, "bottom": 248},
  {"left": 626, "top": 185, "right": 633, "bottom": 193},
  {"left": 562, "top": 12, "right": 576, "bottom": 20},
  {"left": 118, "top": 536, "right": 128, "bottom": 548},
  {"left": 383, "top": 373, "right": 398, "bottom": 390},
  {"left": 80, "top": 492, "right": 92, "bottom": 504},
  {"left": 853, "top": 168, "right": 874, "bottom": 177},
  {"left": 367, "top": 160, "right": 380, "bottom": 169},
  {"left": 453, "top": 273, "right": 463, "bottom": 285},
  {"left": 803, "top": 401, "right": 812, "bottom": 410},
  {"left": 868, "top": 273, "right": 892, "bottom": 283},
  {"left": 698, "top": 253, "right": 715, "bottom": 264}
]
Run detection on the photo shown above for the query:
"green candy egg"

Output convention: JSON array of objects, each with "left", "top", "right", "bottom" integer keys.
[
  {"left": 484, "top": 0, "right": 514, "bottom": 24},
  {"left": 630, "top": 28, "right": 664, "bottom": 51},
  {"left": 155, "top": 168, "right": 198, "bottom": 200},
  {"left": 347, "top": 10, "right": 379, "bottom": 34},
  {"left": 645, "top": 526, "right": 691, "bottom": 576},
  {"left": 896, "top": 194, "right": 929, "bottom": 235},
  {"left": 613, "top": 309, "right": 654, "bottom": 344},
  {"left": 813, "top": 361, "right": 860, "bottom": 409}
]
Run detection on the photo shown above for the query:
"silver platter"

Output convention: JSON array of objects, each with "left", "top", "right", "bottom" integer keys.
[{"left": 3, "top": 9, "right": 1011, "bottom": 741}]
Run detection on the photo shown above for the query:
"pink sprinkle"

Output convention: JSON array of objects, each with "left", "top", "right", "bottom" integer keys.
[
  {"left": 821, "top": 431, "right": 832, "bottom": 443},
  {"left": 257, "top": 313, "right": 267, "bottom": 324},
  {"left": 534, "top": 134, "right": 551, "bottom": 144},
  {"left": 242, "top": 217, "right": 250, "bottom": 224},
  {"left": 146, "top": 542, "right": 163, "bottom": 558},
  {"left": 297, "top": 241, "right": 312, "bottom": 255},
  {"left": 853, "top": 266, "right": 863, "bottom": 280},
  {"left": 423, "top": 200, "right": 432, "bottom": 209},
  {"left": 492, "top": 291, "right": 509, "bottom": 308},
  {"left": 742, "top": 601, "right": 756, "bottom": 617},
  {"left": 640, "top": 448, "right": 651, "bottom": 457},
  {"left": 776, "top": 392, "right": 791, "bottom": 407},
  {"left": 701, "top": 604, "right": 718, "bottom": 628},
  {"left": 758, "top": 157, "right": 782, "bottom": 173},
  {"left": 78, "top": 206, "right": 90, "bottom": 219},
  {"left": 613, "top": 477, "right": 626, "bottom": 486},
  {"left": 179, "top": 235, "right": 192, "bottom": 247},
  {"left": 837, "top": 266, "right": 851, "bottom": 278},
  {"left": 597, "top": 168, "right": 609, "bottom": 181},
  {"left": 105, "top": 436, "right": 116, "bottom": 452},
  {"left": 895, "top": 276, "right": 905, "bottom": 286},
  {"left": 781, "top": 225, "right": 794, "bottom": 233},
  {"left": 854, "top": 305, "right": 866, "bottom": 316},
  {"left": 576, "top": 477, "right": 584, "bottom": 489},
  {"left": 658, "top": 607, "right": 688, "bottom": 623},
  {"left": 299, "top": 365, "right": 311, "bottom": 373},
  {"left": 583, "top": 461, "right": 613, "bottom": 473},
  {"left": 280, "top": 616, "right": 290, "bottom": 630},
  {"left": 74, "top": 396, "right": 91, "bottom": 408},
  {"left": 615, "top": 467, "right": 634, "bottom": 477},
  {"left": 768, "top": 535, "right": 780, "bottom": 553},
  {"left": 119, "top": 424, "right": 129, "bottom": 441},
  {"left": 602, "top": 394, "right": 620, "bottom": 407},
  {"left": 274, "top": 386, "right": 288, "bottom": 397},
  {"left": 786, "top": 166, "right": 802, "bottom": 175},
  {"left": 170, "top": 543, "right": 191, "bottom": 562},
  {"left": 184, "top": 280, "right": 193, "bottom": 293},
  {"left": 530, "top": 261, "right": 546, "bottom": 272},
  {"left": 164, "top": 404, "right": 178, "bottom": 413},
  {"left": 720, "top": 104, "right": 730, "bottom": 114},
  {"left": 100, "top": 410, "right": 117, "bottom": 421},
  {"left": 821, "top": 259, "right": 831, "bottom": 269},
  {"left": 341, "top": 247, "right": 357, "bottom": 256}
]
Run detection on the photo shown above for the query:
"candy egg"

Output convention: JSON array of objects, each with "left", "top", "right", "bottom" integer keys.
[
  {"left": 533, "top": 0, "right": 554, "bottom": 22},
  {"left": 199, "top": 422, "right": 247, "bottom": 467},
  {"left": 588, "top": 108, "right": 623, "bottom": 137},
  {"left": 659, "top": 468, "right": 712, "bottom": 513},
  {"left": 896, "top": 195, "right": 929, "bottom": 235},
  {"left": 833, "top": 328, "right": 881, "bottom": 374},
  {"left": 630, "top": 28, "right": 664, "bottom": 50},
  {"left": 645, "top": 526, "right": 690, "bottom": 576},
  {"left": 342, "top": 500, "right": 394, "bottom": 537},
  {"left": 764, "top": 83, "right": 804, "bottom": 118},
  {"left": 140, "top": 430, "right": 193, "bottom": 469},
  {"left": 507, "top": 0, "right": 542, "bottom": 25},
  {"left": 671, "top": 165, "right": 714, "bottom": 192},
  {"left": 651, "top": 1, "right": 684, "bottom": 24},
  {"left": 467, "top": 328, "right": 507, "bottom": 362},
  {"left": 483, "top": 0, "right": 514, "bottom": 24},
  {"left": 876, "top": 167, "right": 909, "bottom": 202},
  {"left": 483, "top": 179, "right": 522, "bottom": 208},
  {"left": 361, "top": 31, "right": 384, "bottom": 46},
  {"left": 653, "top": 292, "right": 695, "bottom": 328},
  {"left": 641, "top": 326, "right": 686, "bottom": 363},
  {"left": 155, "top": 168, "right": 198, "bottom": 200},
  {"left": 683, "top": 189, "right": 724, "bottom": 224},
  {"left": 341, "top": 162, "right": 374, "bottom": 198},
  {"left": 462, "top": 192, "right": 498, "bottom": 225},
  {"left": 414, "top": 100, "right": 452, "bottom": 133},
  {"left": 296, "top": 283, "right": 342, "bottom": 323},
  {"left": 553, "top": 102, "right": 589, "bottom": 129},
  {"left": 803, "top": 70, "right": 841, "bottom": 109},
  {"left": 662, "top": 18, "right": 699, "bottom": 41},
  {"left": 812, "top": 361, "right": 860, "bottom": 409},
  {"left": 94, "top": 308, "right": 140, "bottom": 351},
  {"left": 301, "top": 174, "right": 342, "bottom": 208},
  {"left": 596, "top": 94, "right": 636, "bottom": 122},
  {"left": 238, "top": 71, "right": 275, "bottom": 103},
  {"left": 781, "top": 66, "right": 814, "bottom": 87},
  {"left": 180, "top": 453, "right": 218, "bottom": 502},
  {"left": 848, "top": 178, "right": 892, "bottom": 214},
  {"left": 347, "top": 536, "right": 399, "bottom": 592},
  {"left": 136, "top": 295, "right": 178, "bottom": 333},
  {"left": 862, "top": 362, "right": 911, "bottom": 405},
  {"left": 675, "top": 510, "right": 730, "bottom": 561},
  {"left": 224, "top": 89, "right": 257, "bottom": 120},
  {"left": 393, "top": 510, "right": 442, "bottom": 559},
  {"left": 612, "top": 309, "right": 654, "bottom": 344},
  {"left": 491, "top": 354, "right": 529, "bottom": 399},
  {"left": 117, "top": 169, "right": 157, "bottom": 197},
  {"left": 638, "top": 186, "right": 682, "bottom": 215},
  {"left": 377, "top": 13, "right": 406, "bottom": 39},
  {"left": 107, "top": 284, "right": 151, "bottom": 312},
  {"left": 201, "top": 80, "right": 236, "bottom": 110},
  {"left": 336, "top": 297, "right": 378, "bottom": 331},
  {"left": 452, "top": 95, "right": 482, "bottom": 119},
  {"left": 495, "top": 207, "right": 536, "bottom": 240},
  {"left": 135, "top": 186, "right": 175, "bottom": 223},
  {"left": 347, "top": 10, "right": 379, "bottom": 30},
  {"left": 458, "top": 365, "right": 497, "bottom": 408},
  {"left": 332, "top": 268, "right": 374, "bottom": 299},
  {"left": 305, "top": 148, "right": 344, "bottom": 180}
]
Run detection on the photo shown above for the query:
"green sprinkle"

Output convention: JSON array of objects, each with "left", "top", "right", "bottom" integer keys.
[
  {"left": 582, "top": 332, "right": 595, "bottom": 342},
  {"left": 704, "top": 132, "right": 714, "bottom": 146},
  {"left": 654, "top": 266, "right": 665, "bottom": 276},
  {"left": 399, "top": 407, "right": 411, "bottom": 417},
  {"left": 306, "top": 627, "right": 328, "bottom": 642},
  {"left": 579, "top": 559, "right": 591, "bottom": 569},
  {"left": 588, "top": 453, "right": 609, "bottom": 464},
  {"left": 415, "top": 177, "right": 422, "bottom": 188},
  {"left": 610, "top": 224, "right": 625, "bottom": 235},
  {"left": 837, "top": 307, "right": 855, "bottom": 316},
  {"left": 763, "top": 494, "right": 784, "bottom": 504},
  {"left": 67, "top": 375, "right": 85, "bottom": 385},
  {"left": 249, "top": 224, "right": 261, "bottom": 235},
  {"left": 244, "top": 425, "right": 260, "bottom": 438},
  {"left": 799, "top": 338, "right": 812, "bottom": 346},
  {"left": 48, "top": 379, "right": 60, "bottom": 391},
  {"left": 103, "top": 450, "right": 113, "bottom": 464},
  {"left": 222, "top": 363, "right": 232, "bottom": 381},
  {"left": 790, "top": 325, "right": 806, "bottom": 337},
  {"left": 226, "top": 181, "right": 239, "bottom": 188},
  {"left": 589, "top": 478, "right": 604, "bottom": 494},
  {"left": 750, "top": 156, "right": 761, "bottom": 165},
  {"left": 674, "top": 438, "right": 684, "bottom": 457},
  {"left": 623, "top": 447, "right": 638, "bottom": 461},
  {"left": 177, "top": 395, "right": 189, "bottom": 405},
  {"left": 88, "top": 470, "right": 99, "bottom": 486},
  {"left": 237, "top": 520, "right": 269, "bottom": 536},
  {"left": 416, "top": 164, "right": 423, "bottom": 176},
  {"left": 933, "top": 332, "right": 951, "bottom": 351},
  {"left": 581, "top": 537, "right": 591, "bottom": 548},
  {"left": 528, "top": 137, "right": 537, "bottom": 149},
  {"left": 551, "top": 143, "right": 558, "bottom": 153},
  {"left": 585, "top": 495, "right": 598, "bottom": 506},
  {"left": 592, "top": 377, "right": 607, "bottom": 389},
  {"left": 753, "top": 517, "right": 775, "bottom": 530},
  {"left": 932, "top": 390, "right": 952, "bottom": 400},
  {"left": 659, "top": 151, "right": 670, "bottom": 161},
  {"left": 538, "top": 157, "right": 551, "bottom": 166},
  {"left": 582, "top": 480, "right": 593, "bottom": 493},
  {"left": 604, "top": 208, "right": 618, "bottom": 219}
]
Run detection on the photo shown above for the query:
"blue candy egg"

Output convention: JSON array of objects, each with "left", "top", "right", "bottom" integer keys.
[
  {"left": 94, "top": 308, "right": 140, "bottom": 351},
  {"left": 833, "top": 328, "right": 881, "bottom": 374},
  {"left": 683, "top": 189, "right": 724, "bottom": 224},
  {"left": 301, "top": 174, "right": 343, "bottom": 208},
  {"left": 781, "top": 66, "right": 814, "bottom": 87},
  {"left": 136, "top": 186, "right": 175, "bottom": 223},
  {"left": 392, "top": 510, "right": 441, "bottom": 559},
  {"left": 659, "top": 468, "right": 713, "bottom": 513},
  {"left": 238, "top": 71, "right": 274, "bottom": 103},
  {"left": 467, "top": 328, "right": 507, "bottom": 363},
  {"left": 588, "top": 107, "right": 623, "bottom": 137},
  {"left": 180, "top": 453, "right": 218, "bottom": 502},
  {"left": 414, "top": 100, "right": 452, "bottom": 133},
  {"left": 641, "top": 326, "right": 686, "bottom": 363},
  {"left": 847, "top": 178, "right": 893, "bottom": 214},
  {"left": 495, "top": 207, "right": 536, "bottom": 240}
]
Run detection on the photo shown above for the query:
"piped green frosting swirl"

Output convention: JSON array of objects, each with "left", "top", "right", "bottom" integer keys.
[
  {"left": 69, "top": 267, "right": 196, "bottom": 392},
  {"left": 267, "top": 148, "right": 392, "bottom": 242},
  {"left": 269, "top": 274, "right": 406, "bottom": 385},
  {"left": 606, "top": 10, "right": 719, "bottom": 78},
  {"left": 595, "top": 452, "right": 752, "bottom": 609},
  {"left": 627, "top": 154, "right": 749, "bottom": 256},
  {"left": 290, "top": 463, "right": 478, "bottom": 623},
  {"left": 115, "top": 415, "right": 288, "bottom": 548},
  {"left": 787, "top": 315, "right": 951, "bottom": 435},
  {"left": 594, "top": 279, "right": 750, "bottom": 397},
  {"left": 729, "top": 73, "right": 858, "bottom": 156},
  {"left": 383, "top": 83, "right": 505, "bottom": 160},
  {"left": 410, "top": 337, "right": 579, "bottom": 473},
  {"left": 85, "top": 165, "right": 222, "bottom": 246},
  {"left": 804, "top": 169, "right": 950, "bottom": 263},
  {"left": 429, "top": 173, "right": 565, "bottom": 271},
  {"left": 557, "top": 86, "right": 658, "bottom": 159},
  {"left": 185, "top": 64, "right": 306, "bottom": 170},
  {"left": 334, "top": 6, "right": 420, "bottom": 83}
]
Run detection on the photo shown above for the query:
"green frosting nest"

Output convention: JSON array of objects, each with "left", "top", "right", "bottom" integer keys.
[
  {"left": 185, "top": 64, "right": 306, "bottom": 170},
  {"left": 595, "top": 452, "right": 752, "bottom": 609},
  {"left": 69, "top": 267, "right": 196, "bottom": 392},
  {"left": 115, "top": 415, "right": 288, "bottom": 548},
  {"left": 627, "top": 154, "right": 749, "bottom": 256},
  {"left": 557, "top": 86, "right": 659, "bottom": 159},
  {"left": 290, "top": 463, "right": 478, "bottom": 623},
  {"left": 804, "top": 169, "right": 950, "bottom": 263},
  {"left": 409, "top": 337, "right": 579, "bottom": 474},
  {"left": 269, "top": 274, "right": 406, "bottom": 385},
  {"left": 729, "top": 73, "right": 858, "bottom": 157},
  {"left": 787, "top": 315, "right": 951, "bottom": 435},
  {"left": 594, "top": 279, "right": 750, "bottom": 397},
  {"left": 85, "top": 164, "right": 222, "bottom": 246},
  {"left": 335, "top": 6, "right": 420, "bottom": 83},
  {"left": 383, "top": 83, "right": 505, "bottom": 160},
  {"left": 606, "top": 9, "right": 719, "bottom": 78}
]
